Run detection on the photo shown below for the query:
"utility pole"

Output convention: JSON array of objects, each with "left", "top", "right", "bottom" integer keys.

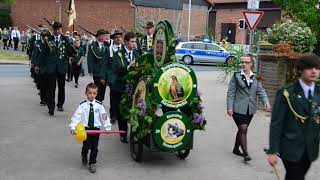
[{"left": 187, "top": 0, "right": 191, "bottom": 41}]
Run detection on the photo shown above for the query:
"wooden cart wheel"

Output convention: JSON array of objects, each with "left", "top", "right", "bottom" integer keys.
[
  {"left": 130, "top": 130, "right": 143, "bottom": 162},
  {"left": 176, "top": 149, "right": 190, "bottom": 159}
]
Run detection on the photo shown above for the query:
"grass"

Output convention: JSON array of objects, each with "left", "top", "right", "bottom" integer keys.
[{"left": 0, "top": 50, "right": 28, "bottom": 61}]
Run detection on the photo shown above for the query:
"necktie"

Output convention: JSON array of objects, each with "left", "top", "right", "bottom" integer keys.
[
  {"left": 308, "top": 89, "right": 313, "bottom": 100},
  {"left": 117, "top": 47, "right": 120, "bottom": 52},
  {"left": 55, "top": 37, "right": 59, "bottom": 45},
  {"left": 88, "top": 103, "right": 94, "bottom": 129},
  {"left": 128, "top": 52, "right": 131, "bottom": 61}
]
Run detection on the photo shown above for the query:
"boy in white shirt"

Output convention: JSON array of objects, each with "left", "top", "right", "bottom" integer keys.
[{"left": 69, "top": 83, "right": 112, "bottom": 173}]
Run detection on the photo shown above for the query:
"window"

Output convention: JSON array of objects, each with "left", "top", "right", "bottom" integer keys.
[
  {"left": 206, "top": 43, "right": 221, "bottom": 51},
  {"left": 181, "top": 43, "right": 192, "bottom": 49},
  {"left": 192, "top": 43, "right": 205, "bottom": 50}
]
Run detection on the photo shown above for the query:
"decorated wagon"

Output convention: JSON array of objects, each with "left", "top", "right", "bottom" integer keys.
[{"left": 120, "top": 20, "right": 207, "bottom": 162}]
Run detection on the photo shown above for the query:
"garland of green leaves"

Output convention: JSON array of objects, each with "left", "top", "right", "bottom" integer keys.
[{"left": 120, "top": 59, "right": 207, "bottom": 140}]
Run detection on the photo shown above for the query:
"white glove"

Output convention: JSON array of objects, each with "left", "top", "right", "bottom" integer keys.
[
  {"left": 105, "top": 124, "right": 112, "bottom": 131},
  {"left": 103, "top": 114, "right": 112, "bottom": 131}
]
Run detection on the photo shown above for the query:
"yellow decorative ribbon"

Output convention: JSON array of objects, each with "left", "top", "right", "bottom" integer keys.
[
  {"left": 118, "top": 52, "right": 124, "bottom": 66},
  {"left": 91, "top": 45, "right": 103, "bottom": 59},
  {"left": 45, "top": 38, "right": 54, "bottom": 51},
  {"left": 283, "top": 89, "right": 307, "bottom": 123}
]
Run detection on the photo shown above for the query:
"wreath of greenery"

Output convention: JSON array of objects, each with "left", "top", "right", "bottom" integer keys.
[{"left": 120, "top": 58, "right": 207, "bottom": 140}]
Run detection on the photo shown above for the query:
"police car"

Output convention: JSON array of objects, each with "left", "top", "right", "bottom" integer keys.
[{"left": 175, "top": 41, "right": 234, "bottom": 65}]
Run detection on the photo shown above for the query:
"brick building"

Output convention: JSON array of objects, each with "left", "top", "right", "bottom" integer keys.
[
  {"left": 133, "top": 0, "right": 210, "bottom": 40},
  {"left": 9, "top": 0, "right": 135, "bottom": 33},
  {"left": 4, "top": 0, "right": 282, "bottom": 45},
  {"left": 207, "top": 0, "right": 283, "bottom": 44}
]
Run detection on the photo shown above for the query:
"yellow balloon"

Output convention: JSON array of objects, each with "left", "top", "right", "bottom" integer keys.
[
  {"left": 75, "top": 123, "right": 85, "bottom": 131},
  {"left": 75, "top": 129, "right": 87, "bottom": 142}
]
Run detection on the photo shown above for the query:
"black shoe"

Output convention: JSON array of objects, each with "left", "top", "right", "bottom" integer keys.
[
  {"left": 89, "top": 164, "right": 96, "bottom": 173},
  {"left": 75, "top": 84, "right": 78, "bottom": 88},
  {"left": 82, "top": 157, "right": 88, "bottom": 166},
  {"left": 110, "top": 119, "right": 116, "bottom": 124},
  {"left": 120, "top": 136, "right": 128, "bottom": 144},
  {"left": 40, "top": 101, "right": 46, "bottom": 106},
  {"left": 233, "top": 149, "right": 244, "bottom": 157},
  {"left": 57, "top": 106, "right": 64, "bottom": 112},
  {"left": 48, "top": 111, "right": 54, "bottom": 116},
  {"left": 244, "top": 154, "right": 252, "bottom": 161}
]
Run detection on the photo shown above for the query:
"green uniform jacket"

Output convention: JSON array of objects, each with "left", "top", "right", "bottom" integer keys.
[
  {"left": 269, "top": 80, "right": 320, "bottom": 162},
  {"left": 106, "top": 47, "right": 140, "bottom": 92},
  {"left": 30, "top": 35, "right": 48, "bottom": 75},
  {"left": 87, "top": 41, "right": 110, "bottom": 77},
  {"left": 40, "top": 35, "right": 73, "bottom": 75}
]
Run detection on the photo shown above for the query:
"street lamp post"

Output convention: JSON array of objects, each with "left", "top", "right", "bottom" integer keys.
[
  {"left": 56, "top": 0, "right": 61, "bottom": 22},
  {"left": 187, "top": 0, "right": 191, "bottom": 41}
]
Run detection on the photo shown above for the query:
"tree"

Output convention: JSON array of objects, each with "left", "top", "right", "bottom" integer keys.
[
  {"left": 273, "top": 0, "right": 320, "bottom": 55},
  {"left": 0, "top": 0, "right": 16, "bottom": 4}
]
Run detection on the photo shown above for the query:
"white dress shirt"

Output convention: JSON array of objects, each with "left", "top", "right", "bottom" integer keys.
[
  {"left": 124, "top": 46, "right": 133, "bottom": 62},
  {"left": 11, "top": 30, "right": 21, "bottom": 39},
  {"left": 240, "top": 69, "right": 254, "bottom": 86},
  {"left": 97, "top": 41, "right": 104, "bottom": 49},
  {"left": 69, "top": 99, "right": 111, "bottom": 130},
  {"left": 299, "top": 79, "right": 315, "bottom": 98},
  {"left": 112, "top": 43, "right": 122, "bottom": 52}
]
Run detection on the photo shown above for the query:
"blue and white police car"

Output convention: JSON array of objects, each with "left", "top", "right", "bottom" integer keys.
[{"left": 175, "top": 41, "right": 234, "bottom": 65}]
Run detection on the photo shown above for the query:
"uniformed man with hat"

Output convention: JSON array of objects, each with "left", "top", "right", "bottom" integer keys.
[
  {"left": 267, "top": 53, "right": 320, "bottom": 180},
  {"left": 31, "top": 25, "right": 50, "bottom": 106},
  {"left": 40, "top": 21, "right": 75, "bottom": 116},
  {"left": 106, "top": 30, "right": 123, "bottom": 123},
  {"left": 140, "top": 21, "right": 154, "bottom": 55},
  {"left": 87, "top": 29, "right": 110, "bottom": 102},
  {"left": 104, "top": 31, "right": 140, "bottom": 143}
]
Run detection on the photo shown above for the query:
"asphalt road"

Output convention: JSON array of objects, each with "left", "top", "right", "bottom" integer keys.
[
  {"left": 0, "top": 63, "right": 217, "bottom": 77},
  {"left": 0, "top": 65, "right": 320, "bottom": 180}
]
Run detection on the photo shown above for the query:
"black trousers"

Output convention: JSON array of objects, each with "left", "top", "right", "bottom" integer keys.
[
  {"left": 46, "top": 73, "right": 65, "bottom": 112},
  {"left": 33, "top": 73, "right": 40, "bottom": 90},
  {"left": 67, "top": 63, "right": 72, "bottom": 80},
  {"left": 282, "top": 151, "right": 312, "bottom": 180},
  {"left": 82, "top": 127, "right": 100, "bottom": 165},
  {"left": 93, "top": 76, "right": 106, "bottom": 102},
  {"left": 110, "top": 89, "right": 127, "bottom": 137},
  {"left": 8, "top": 38, "right": 12, "bottom": 48},
  {"left": 39, "top": 74, "right": 47, "bottom": 103},
  {"left": 13, "top": 37, "right": 19, "bottom": 50},
  {"left": 2, "top": 39, "right": 8, "bottom": 49},
  {"left": 72, "top": 63, "right": 81, "bottom": 84}
]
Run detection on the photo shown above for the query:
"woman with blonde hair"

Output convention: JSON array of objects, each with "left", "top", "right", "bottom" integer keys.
[{"left": 227, "top": 54, "right": 271, "bottom": 161}]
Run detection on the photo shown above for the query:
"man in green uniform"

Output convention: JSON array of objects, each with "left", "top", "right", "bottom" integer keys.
[
  {"left": 87, "top": 29, "right": 110, "bottom": 102},
  {"left": 40, "top": 22, "right": 75, "bottom": 116},
  {"left": 31, "top": 26, "right": 50, "bottom": 106},
  {"left": 140, "top": 21, "right": 154, "bottom": 55},
  {"left": 105, "top": 31, "right": 140, "bottom": 143},
  {"left": 268, "top": 53, "right": 320, "bottom": 180}
]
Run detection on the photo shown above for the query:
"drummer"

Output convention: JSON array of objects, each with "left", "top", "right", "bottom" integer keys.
[{"left": 69, "top": 83, "right": 112, "bottom": 173}]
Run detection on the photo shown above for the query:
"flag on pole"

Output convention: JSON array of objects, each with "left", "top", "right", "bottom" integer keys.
[{"left": 68, "top": 0, "right": 76, "bottom": 27}]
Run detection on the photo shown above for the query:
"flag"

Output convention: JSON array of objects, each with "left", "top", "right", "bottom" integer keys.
[{"left": 68, "top": 0, "right": 76, "bottom": 27}]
